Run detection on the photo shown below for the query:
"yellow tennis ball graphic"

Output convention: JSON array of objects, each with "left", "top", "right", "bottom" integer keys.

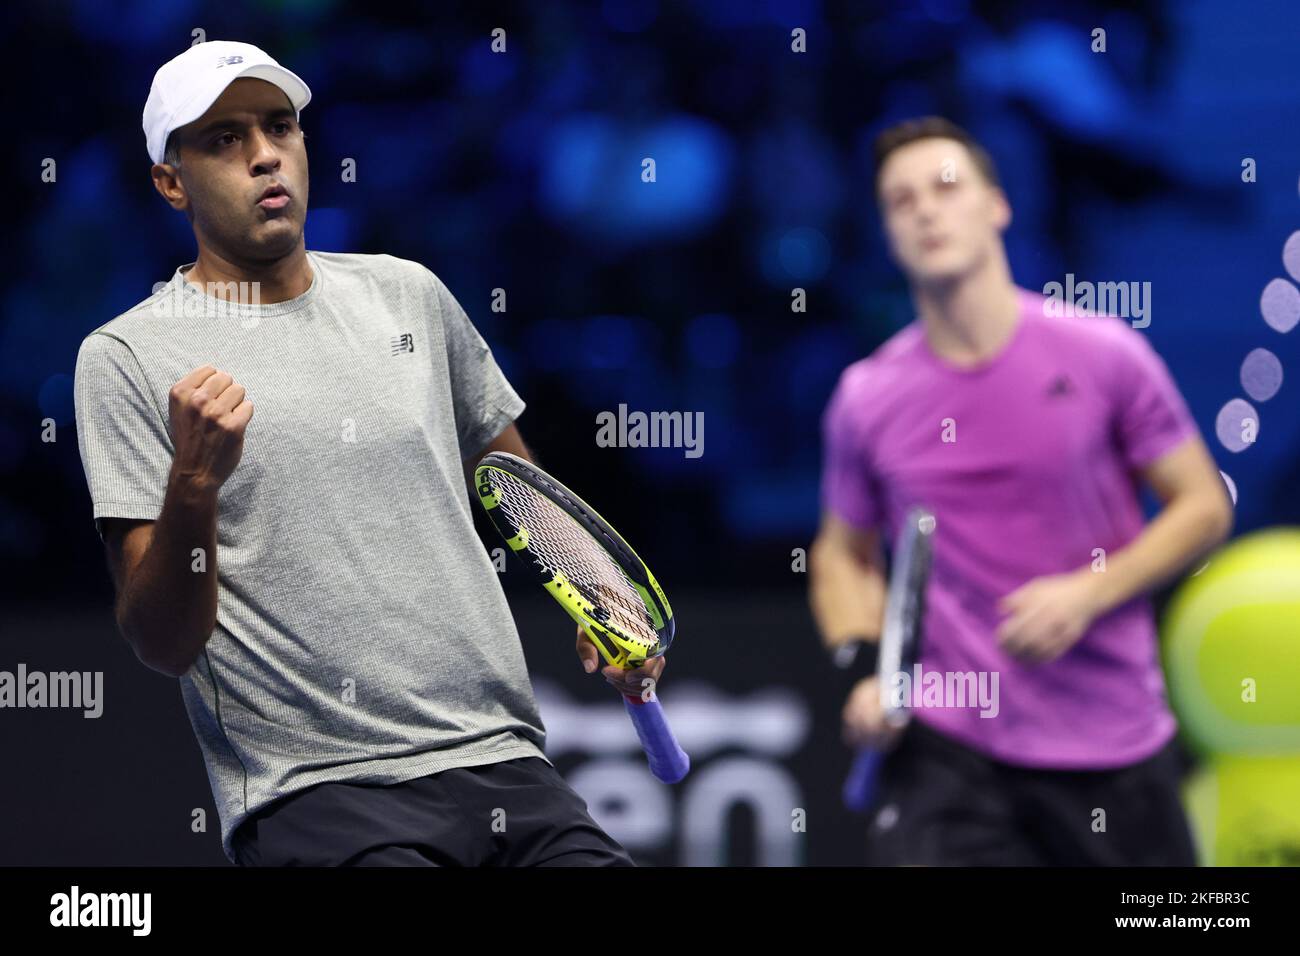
[{"left": 1163, "top": 527, "right": 1300, "bottom": 755}]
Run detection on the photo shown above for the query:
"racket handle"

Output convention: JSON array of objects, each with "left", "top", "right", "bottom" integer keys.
[
  {"left": 623, "top": 696, "right": 690, "bottom": 784},
  {"left": 842, "top": 748, "right": 885, "bottom": 812}
]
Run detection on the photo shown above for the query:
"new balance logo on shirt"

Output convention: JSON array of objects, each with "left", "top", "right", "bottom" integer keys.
[{"left": 390, "top": 332, "right": 415, "bottom": 355}]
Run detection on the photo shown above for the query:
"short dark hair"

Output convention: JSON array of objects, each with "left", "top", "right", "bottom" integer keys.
[
  {"left": 872, "top": 116, "right": 1001, "bottom": 202},
  {"left": 163, "top": 130, "right": 181, "bottom": 167}
]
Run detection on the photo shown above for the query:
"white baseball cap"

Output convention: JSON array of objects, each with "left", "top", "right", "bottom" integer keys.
[{"left": 143, "top": 40, "right": 312, "bottom": 165}]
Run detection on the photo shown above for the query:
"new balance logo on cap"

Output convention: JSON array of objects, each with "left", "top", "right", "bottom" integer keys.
[
  {"left": 390, "top": 333, "right": 415, "bottom": 354},
  {"left": 142, "top": 40, "right": 312, "bottom": 165}
]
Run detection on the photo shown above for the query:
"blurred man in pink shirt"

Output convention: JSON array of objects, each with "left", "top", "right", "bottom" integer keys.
[{"left": 809, "top": 117, "right": 1233, "bottom": 865}]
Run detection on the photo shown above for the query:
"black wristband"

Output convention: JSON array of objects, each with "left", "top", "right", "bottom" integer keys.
[{"left": 829, "top": 637, "right": 879, "bottom": 686}]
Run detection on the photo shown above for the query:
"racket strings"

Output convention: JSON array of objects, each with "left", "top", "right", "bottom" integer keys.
[{"left": 488, "top": 470, "right": 658, "bottom": 649}]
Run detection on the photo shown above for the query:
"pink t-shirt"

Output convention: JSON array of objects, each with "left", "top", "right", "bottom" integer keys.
[{"left": 820, "top": 287, "right": 1199, "bottom": 769}]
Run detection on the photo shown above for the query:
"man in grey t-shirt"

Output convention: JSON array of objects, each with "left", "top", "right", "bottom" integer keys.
[{"left": 73, "top": 40, "right": 663, "bottom": 866}]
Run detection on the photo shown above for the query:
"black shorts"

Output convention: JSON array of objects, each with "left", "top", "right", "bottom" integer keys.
[
  {"left": 864, "top": 720, "right": 1198, "bottom": 866},
  {"left": 230, "top": 756, "right": 635, "bottom": 867}
]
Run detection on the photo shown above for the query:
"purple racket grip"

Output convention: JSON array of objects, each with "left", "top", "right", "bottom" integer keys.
[
  {"left": 623, "top": 696, "right": 690, "bottom": 784},
  {"left": 842, "top": 748, "right": 885, "bottom": 812}
]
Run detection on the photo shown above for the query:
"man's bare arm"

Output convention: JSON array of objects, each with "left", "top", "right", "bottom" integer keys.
[
  {"left": 1087, "top": 435, "right": 1234, "bottom": 615},
  {"left": 462, "top": 420, "right": 534, "bottom": 487},
  {"left": 101, "top": 364, "right": 254, "bottom": 678},
  {"left": 104, "top": 471, "right": 221, "bottom": 677},
  {"left": 808, "top": 513, "right": 888, "bottom": 651}
]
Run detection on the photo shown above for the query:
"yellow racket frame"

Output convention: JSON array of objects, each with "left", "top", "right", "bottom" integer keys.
[{"left": 475, "top": 458, "right": 673, "bottom": 670}]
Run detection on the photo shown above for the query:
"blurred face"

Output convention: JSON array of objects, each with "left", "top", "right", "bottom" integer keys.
[
  {"left": 154, "top": 77, "right": 309, "bottom": 263},
  {"left": 876, "top": 137, "right": 1009, "bottom": 287}
]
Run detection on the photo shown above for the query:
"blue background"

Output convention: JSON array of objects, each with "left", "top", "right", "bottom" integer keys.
[{"left": 4, "top": 0, "right": 1298, "bottom": 599}]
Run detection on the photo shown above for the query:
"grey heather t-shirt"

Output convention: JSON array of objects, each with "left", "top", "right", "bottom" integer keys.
[{"left": 73, "top": 250, "right": 549, "bottom": 861}]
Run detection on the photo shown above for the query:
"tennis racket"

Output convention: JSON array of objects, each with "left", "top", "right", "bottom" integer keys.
[
  {"left": 842, "top": 506, "right": 935, "bottom": 811},
  {"left": 474, "top": 451, "right": 690, "bottom": 784}
]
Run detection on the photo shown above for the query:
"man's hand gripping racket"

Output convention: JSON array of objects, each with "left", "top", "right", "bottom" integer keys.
[
  {"left": 474, "top": 452, "right": 690, "bottom": 784},
  {"left": 840, "top": 507, "right": 935, "bottom": 811}
]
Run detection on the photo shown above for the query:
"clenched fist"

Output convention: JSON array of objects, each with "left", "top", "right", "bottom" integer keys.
[{"left": 168, "top": 365, "right": 254, "bottom": 492}]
